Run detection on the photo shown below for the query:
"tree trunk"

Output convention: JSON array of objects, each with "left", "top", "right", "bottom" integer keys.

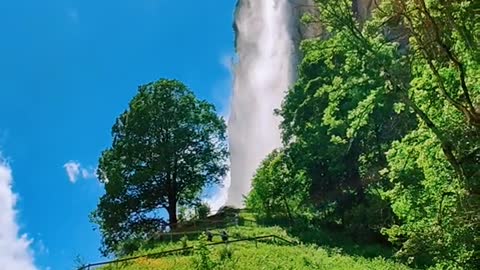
[
  {"left": 168, "top": 153, "right": 179, "bottom": 229},
  {"left": 283, "top": 196, "right": 294, "bottom": 225},
  {"left": 168, "top": 199, "right": 177, "bottom": 230}
]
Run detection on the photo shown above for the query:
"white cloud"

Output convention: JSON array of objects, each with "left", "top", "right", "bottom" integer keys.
[
  {"left": 81, "top": 168, "right": 96, "bottom": 179},
  {"left": 63, "top": 161, "right": 97, "bottom": 183},
  {"left": 63, "top": 161, "right": 81, "bottom": 183},
  {"left": 0, "top": 155, "right": 37, "bottom": 270}
]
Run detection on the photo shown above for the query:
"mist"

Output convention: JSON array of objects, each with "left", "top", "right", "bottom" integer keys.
[{"left": 226, "top": 0, "right": 298, "bottom": 207}]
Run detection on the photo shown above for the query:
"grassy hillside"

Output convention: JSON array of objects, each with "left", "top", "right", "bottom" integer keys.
[{"left": 98, "top": 225, "right": 411, "bottom": 270}]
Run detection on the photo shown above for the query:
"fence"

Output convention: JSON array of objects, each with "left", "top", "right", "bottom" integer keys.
[{"left": 77, "top": 234, "right": 294, "bottom": 270}]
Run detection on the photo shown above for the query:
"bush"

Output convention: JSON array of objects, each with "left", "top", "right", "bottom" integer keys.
[
  {"left": 193, "top": 234, "right": 215, "bottom": 270},
  {"left": 195, "top": 203, "right": 211, "bottom": 220}
]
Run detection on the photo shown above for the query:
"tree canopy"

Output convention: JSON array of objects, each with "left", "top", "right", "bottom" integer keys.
[
  {"left": 91, "top": 79, "right": 228, "bottom": 255},
  {"left": 246, "top": 149, "right": 309, "bottom": 222},
  {"left": 247, "top": 0, "right": 479, "bottom": 268}
]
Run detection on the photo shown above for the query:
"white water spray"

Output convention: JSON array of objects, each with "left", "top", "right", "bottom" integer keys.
[{"left": 226, "top": 0, "right": 300, "bottom": 207}]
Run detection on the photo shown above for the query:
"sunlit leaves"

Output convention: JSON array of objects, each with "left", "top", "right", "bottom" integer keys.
[
  {"left": 92, "top": 79, "right": 228, "bottom": 256},
  {"left": 279, "top": 0, "right": 479, "bottom": 268},
  {"left": 246, "top": 149, "right": 310, "bottom": 219}
]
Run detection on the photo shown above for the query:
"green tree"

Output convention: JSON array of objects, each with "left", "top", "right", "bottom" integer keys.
[
  {"left": 195, "top": 202, "right": 211, "bottom": 220},
  {"left": 246, "top": 149, "right": 309, "bottom": 222},
  {"left": 288, "top": 0, "right": 479, "bottom": 267},
  {"left": 280, "top": 6, "right": 412, "bottom": 233},
  {"left": 91, "top": 79, "right": 228, "bottom": 255}
]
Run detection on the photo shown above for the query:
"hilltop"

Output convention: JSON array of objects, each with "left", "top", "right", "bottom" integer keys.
[{"left": 89, "top": 210, "right": 411, "bottom": 270}]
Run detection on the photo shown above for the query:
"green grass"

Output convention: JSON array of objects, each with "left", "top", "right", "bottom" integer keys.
[
  {"left": 103, "top": 242, "right": 411, "bottom": 270},
  {"left": 99, "top": 225, "right": 411, "bottom": 270}
]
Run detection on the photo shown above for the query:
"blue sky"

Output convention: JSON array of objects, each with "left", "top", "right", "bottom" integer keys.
[{"left": 0, "top": 0, "right": 236, "bottom": 269}]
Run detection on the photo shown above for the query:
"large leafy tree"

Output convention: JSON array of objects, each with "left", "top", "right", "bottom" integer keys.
[
  {"left": 279, "top": 0, "right": 479, "bottom": 267},
  {"left": 91, "top": 79, "right": 228, "bottom": 255},
  {"left": 246, "top": 149, "right": 309, "bottom": 222},
  {"left": 279, "top": 5, "right": 414, "bottom": 233}
]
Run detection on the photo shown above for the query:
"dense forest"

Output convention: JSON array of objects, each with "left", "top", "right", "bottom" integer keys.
[
  {"left": 247, "top": 0, "right": 479, "bottom": 268},
  {"left": 89, "top": 0, "right": 479, "bottom": 269}
]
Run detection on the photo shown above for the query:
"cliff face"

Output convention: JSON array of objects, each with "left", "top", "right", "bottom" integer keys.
[
  {"left": 353, "top": 0, "right": 379, "bottom": 21},
  {"left": 296, "top": 0, "right": 381, "bottom": 40},
  {"left": 294, "top": 0, "right": 323, "bottom": 39}
]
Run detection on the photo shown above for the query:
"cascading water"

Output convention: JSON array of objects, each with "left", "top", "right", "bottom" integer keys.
[{"left": 226, "top": 0, "right": 301, "bottom": 207}]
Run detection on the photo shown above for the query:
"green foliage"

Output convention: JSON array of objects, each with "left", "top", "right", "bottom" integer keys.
[
  {"left": 193, "top": 234, "right": 215, "bottom": 270},
  {"left": 218, "top": 245, "right": 234, "bottom": 262},
  {"left": 178, "top": 202, "right": 210, "bottom": 222},
  {"left": 91, "top": 79, "right": 229, "bottom": 256},
  {"left": 274, "top": 0, "right": 412, "bottom": 242},
  {"left": 180, "top": 235, "right": 189, "bottom": 256},
  {"left": 99, "top": 225, "right": 410, "bottom": 270},
  {"left": 246, "top": 149, "right": 309, "bottom": 220},
  {"left": 117, "top": 238, "right": 143, "bottom": 257},
  {"left": 195, "top": 203, "right": 211, "bottom": 220},
  {"left": 273, "top": 0, "right": 479, "bottom": 268},
  {"left": 192, "top": 233, "right": 237, "bottom": 270}
]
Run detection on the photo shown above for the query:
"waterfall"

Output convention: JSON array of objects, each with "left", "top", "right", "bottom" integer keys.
[{"left": 226, "top": 0, "right": 300, "bottom": 207}]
